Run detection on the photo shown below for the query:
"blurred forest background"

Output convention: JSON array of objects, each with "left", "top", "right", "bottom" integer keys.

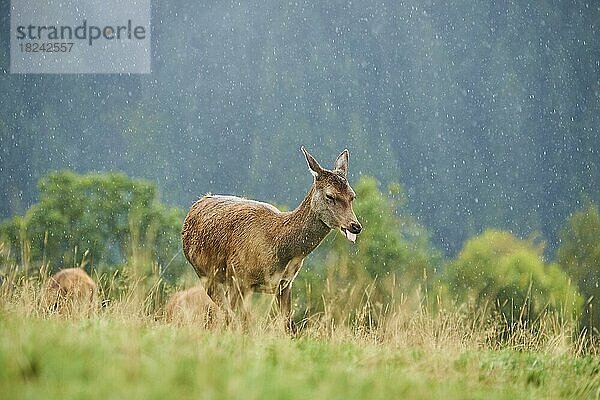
[{"left": 0, "top": 2, "right": 598, "bottom": 333}]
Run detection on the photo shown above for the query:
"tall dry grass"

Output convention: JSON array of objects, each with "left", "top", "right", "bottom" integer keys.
[{"left": 0, "top": 257, "right": 596, "bottom": 357}]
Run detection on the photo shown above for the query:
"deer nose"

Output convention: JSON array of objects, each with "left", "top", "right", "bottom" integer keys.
[{"left": 349, "top": 222, "right": 362, "bottom": 234}]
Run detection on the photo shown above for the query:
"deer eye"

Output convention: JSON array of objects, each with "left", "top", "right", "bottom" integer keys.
[{"left": 325, "top": 193, "right": 335, "bottom": 203}]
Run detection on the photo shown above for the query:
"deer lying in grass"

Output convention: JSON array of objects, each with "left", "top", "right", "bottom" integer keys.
[
  {"left": 164, "top": 286, "right": 224, "bottom": 327},
  {"left": 42, "top": 267, "right": 98, "bottom": 315},
  {"left": 182, "top": 146, "right": 362, "bottom": 331}
]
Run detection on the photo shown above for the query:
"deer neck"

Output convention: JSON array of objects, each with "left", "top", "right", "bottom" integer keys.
[{"left": 279, "top": 185, "right": 331, "bottom": 259}]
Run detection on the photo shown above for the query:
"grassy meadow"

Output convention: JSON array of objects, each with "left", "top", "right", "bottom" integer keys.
[{"left": 0, "top": 266, "right": 598, "bottom": 400}]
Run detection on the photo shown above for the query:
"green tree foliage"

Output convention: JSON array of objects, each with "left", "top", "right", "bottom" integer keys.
[
  {"left": 298, "top": 176, "right": 440, "bottom": 321},
  {"left": 0, "top": 171, "right": 186, "bottom": 280},
  {"left": 443, "top": 230, "right": 582, "bottom": 325},
  {"left": 557, "top": 203, "right": 600, "bottom": 334}
]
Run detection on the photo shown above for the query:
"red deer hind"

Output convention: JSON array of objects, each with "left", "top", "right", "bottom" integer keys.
[
  {"left": 42, "top": 267, "right": 98, "bottom": 315},
  {"left": 164, "top": 286, "right": 224, "bottom": 327},
  {"left": 182, "top": 146, "right": 362, "bottom": 331}
]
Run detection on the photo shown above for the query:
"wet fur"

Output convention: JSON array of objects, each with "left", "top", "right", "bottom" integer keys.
[
  {"left": 181, "top": 148, "right": 360, "bottom": 330},
  {"left": 164, "top": 286, "right": 223, "bottom": 326},
  {"left": 42, "top": 268, "right": 98, "bottom": 314}
]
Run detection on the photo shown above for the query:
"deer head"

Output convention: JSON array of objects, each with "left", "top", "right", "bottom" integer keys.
[{"left": 301, "top": 146, "right": 362, "bottom": 242}]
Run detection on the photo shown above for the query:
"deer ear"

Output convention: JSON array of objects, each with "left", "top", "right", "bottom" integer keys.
[
  {"left": 334, "top": 149, "right": 349, "bottom": 177},
  {"left": 301, "top": 146, "right": 325, "bottom": 178}
]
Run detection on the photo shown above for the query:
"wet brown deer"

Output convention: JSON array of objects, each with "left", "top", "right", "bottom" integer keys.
[
  {"left": 182, "top": 146, "right": 362, "bottom": 331},
  {"left": 164, "top": 286, "right": 224, "bottom": 327},
  {"left": 42, "top": 267, "right": 98, "bottom": 315}
]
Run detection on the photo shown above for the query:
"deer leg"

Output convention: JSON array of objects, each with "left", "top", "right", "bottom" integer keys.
[
  {"left": 224, "top": 259, "right": 250, "bottom": 328},
  {"left": 205, "top": 268, "right": 226, "bottom": 307},
  {"left": 227, "top": 281, "right": 250, "bottom": 329},
  {"left": 277, "top": 279, "right": 296, "bottom": 333},
  {"left": 276, "top": 257, "right": 304, "bottom": 333}
]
